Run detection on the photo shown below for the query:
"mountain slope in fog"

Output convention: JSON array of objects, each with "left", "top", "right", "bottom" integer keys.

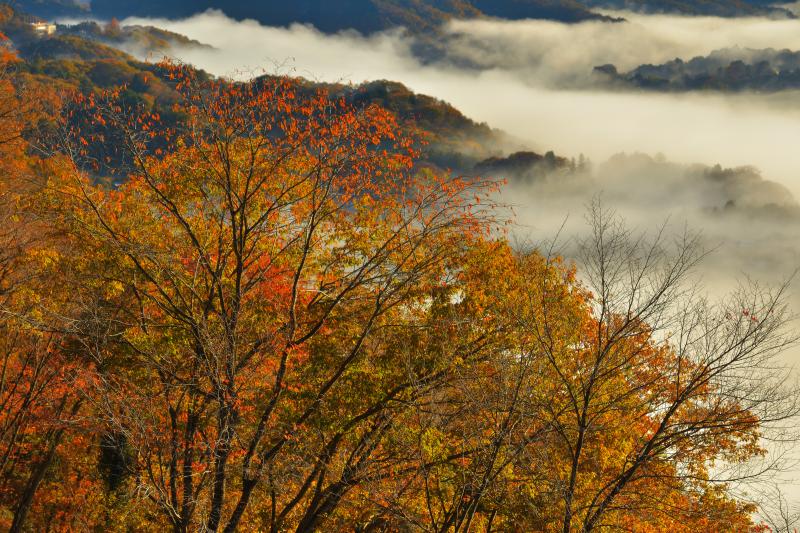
[
  {"left": 1, "top": 9, "right": 519, "bottom": 172},
  {"left": 18, "top": 0, "right": 613, "bottom": 31},
  {"left": 1, "top": 10, "right": 209, "bottom": 60},
  {"left": 17, "top": 0, "right": 795, "bottom": 30},
  {"left": 581, "top": 0, "right": 793, "bottom": 17},
  {"left": 481, "top": 151, "right": 797, "bottom": 212},
  {"left": 594, "top": 47, "right": 800, "bottom": 91}
]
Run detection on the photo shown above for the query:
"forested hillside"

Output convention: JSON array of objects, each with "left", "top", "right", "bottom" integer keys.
[
  {"left": 595, "top": 47, "right": 800, "bottom": 92},
  {"left": 580, "top": 0, "right": 793, "bottom": 17},
  {"left": 0, "top": 8, "right": 516, "bottom": 173}
]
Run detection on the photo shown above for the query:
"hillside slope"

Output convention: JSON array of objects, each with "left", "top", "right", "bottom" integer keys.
[
  {"left": 18, "top": 0, "right": 613, "bottom": 32},
  {"left": 0, "top": 9, "right": 520, "bottom": 172},
  {"left": 580, "top": 0, "right": 793, "bottom": 17},
  {"left": 594, "top": 47, "right": 800, "bottom": 91},
  {"left": 15, "top": 0, "right": 795, "bottom": 30}
]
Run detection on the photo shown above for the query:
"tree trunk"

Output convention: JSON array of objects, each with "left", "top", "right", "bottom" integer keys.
[{"left": 10, "top": 429, "right": 64, "bottom": 533}]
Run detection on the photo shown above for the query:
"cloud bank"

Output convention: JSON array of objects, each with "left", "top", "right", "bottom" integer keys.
[{"left": 443, "top": 12, "right": 800, "bottom": 81}]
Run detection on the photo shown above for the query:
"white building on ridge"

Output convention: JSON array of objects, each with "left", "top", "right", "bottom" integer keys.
[{"left": 30, "top": 21, "right": 57, "bottom": 36}]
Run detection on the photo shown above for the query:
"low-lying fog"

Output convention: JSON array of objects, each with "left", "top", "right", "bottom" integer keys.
[{"left": 115, "top": 10, "right": 800, "bottom": 197}]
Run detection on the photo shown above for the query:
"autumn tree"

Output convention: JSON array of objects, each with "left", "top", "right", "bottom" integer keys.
[
  {"left": 369, "top": 205, "right": 798, "bottom": 532},
  {"left": 104, "top": 18, "right": 122, "bottom": 37},
  {"left": 507, "top": 204, "right": 799, "bottom": 532},
  {"left": 0, "top": 34, "right": 107, "bottom": 532},
  {"left": 54, "top": 62, "right": 499, "bottom": 532},
  {"left": 367, "top": 242, "right": 573, "bottom": 532}
]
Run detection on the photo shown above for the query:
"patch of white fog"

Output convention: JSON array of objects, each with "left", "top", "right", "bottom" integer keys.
[{"left": 443, "top": 12, "right": 800, "bottom": 83}]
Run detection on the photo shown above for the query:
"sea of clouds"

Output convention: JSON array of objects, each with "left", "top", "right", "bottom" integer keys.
[{"left": 109, "top": 10, "right": 800, "bottom": 198}]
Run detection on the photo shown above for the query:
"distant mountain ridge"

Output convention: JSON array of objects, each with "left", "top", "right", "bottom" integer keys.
[
  {"left": 580, "top": 0, "right": 793, "bottom": 18},
  {"left": 12, "top": 0, "right": 615, "bottom": 31},
  {"left": 12, "top": 0, "right": 793, "bottom": 33},
  {"left": 12, "top": 0, "right": 795, "bottom": 35},
  {"left": 594, "top": 47, "right": 800, "bottom": 91}
]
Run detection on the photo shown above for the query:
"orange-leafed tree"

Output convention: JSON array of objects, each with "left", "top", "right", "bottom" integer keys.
[
  {"left": 0, "top": 32, "right": 105, "bottom": 532},
  {"left": 56, "top": 62, "right": 499, "bottom": 532},
  {"left": 322, "top": 225, "right": 788, "bottom": 532},
  {"left": 353, "top": 236, "right": 778, "bottom": 532},
  {"left": 504, "top": 204, "right": 798, "bottom": 532}
]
